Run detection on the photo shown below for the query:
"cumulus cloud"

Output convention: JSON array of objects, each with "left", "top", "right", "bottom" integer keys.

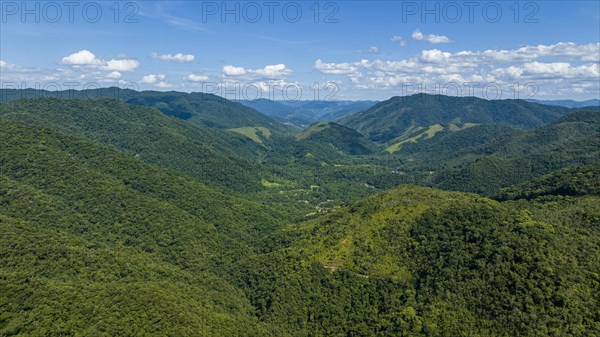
[
  {"left": 60, "top": 50, "right": 140, "bottom": 73},
  {"left": 314, "top": 59, "right": 366, "bottom": 76},
  {"left": 103, "top": 59, "right": 140, "bottom": 72},
  {"left": 391, "top": 36, "right": 407, "bottom": 46},
  {"left": 310, "top": 41, "right": 600, "bottom": 99},
  {"left": 155, "top": 81, "right": 175, "bottom": 88},
  {"left": 61, "top": 50, "right": 103, "bottom": 65},
  {"left": 420, "top": 49, "right": 452, "bottom": 63},
  {"left": 0, "top": 60, "right": 18, "bottom": 69},
  {"left": 461, "top": 42, "right": 600, "bottom": 63},
  {"left": 254, "top": 64, "right": 292, "bottom": 78},
  {"left": 106, "top": 71, "right": 122, "bottom": 79},
  {"left": 412, "top": 29, "right": 452, "bottom": 44},
  {"left": 223, "top": 65, "right": 247, "bottom": 76},
  {"left": 150, "top": 52, "right": 195, "bottom": 63},
  {"left": 223, "top": 64, "right": 292, "bottom": 79},
  {"left": 184, "top": 74, "right": 209, "bottom": 82},
  {"left": 141, "top": 74, "right": 166, "bottom": 84},
  {"left": 522, "top": 62, "right": 599, "bottom": 78}
]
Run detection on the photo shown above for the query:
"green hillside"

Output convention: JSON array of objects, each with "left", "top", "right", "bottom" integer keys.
[
  {"left": 428, "top": 109, "right": 600, "bottom": 195},
  {"left": 296, "top": 122, "right": 378, "bottom": 155},
  {"left": 494, "top": 163, "right": 600, "bottom": 201},
  {"left": 338, "top": 93, "right": 571, "bottom": 143},
  {"left": 0, "top": 98, "right": 266, "bottom": 191},
  {"left": 0, "top": 117, "right": 298, "bottom": 335},
  {"left": 240, "top": 182, "right": 600, "bottom": 336},
  {"left": 1, "top": 92, "right": 598, "bottom": 336},
  {"left": 0, "top": 88, "right": 291, "bottom": 133}
]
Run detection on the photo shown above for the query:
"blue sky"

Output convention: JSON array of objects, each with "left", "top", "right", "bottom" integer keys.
[{"left": 1, "top": 0, "right": 599, "bottom": 100}]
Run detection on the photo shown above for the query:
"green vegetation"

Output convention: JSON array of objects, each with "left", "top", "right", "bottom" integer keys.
[
  {"left": 494, "top": 164, "right": 600, "bottom": 201},
  {"left": 240, "top": 99, "right": 377, "bottom": 127},
  {"left": 338, "top": 93, "right": 571, "bottom": 143},
  {"left": 427, "top": 109, "right": 600, "bottom": 195},
  {"left": 1, "top": 92, "right": 598, "bottom": 336},
  {"left": 296, "top": 122, "right": 378, "bottom": 155},
  {"left": 0, "top": 88, "right": 292, "bottom": 132},
  {"left": 0, "top": 98, "right": 266, "bottom": 192},
  {"left": 386, "top": 124, "right": 445, "bottom": 153},
  {"left": 229, "top": 127, "right": 272, "bottom": 145}
]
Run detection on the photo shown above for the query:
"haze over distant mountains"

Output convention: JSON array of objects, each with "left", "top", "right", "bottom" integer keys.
[
  {"left": 239, "top": 99, "right": 377, "bottom": 127},
  {"left": 527, "top": 98, "right": 600, "bottom": 108}
]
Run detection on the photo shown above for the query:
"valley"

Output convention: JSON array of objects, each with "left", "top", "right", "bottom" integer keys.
[{"left": 0, "top": 89, "right": 598, "bottom": 336}]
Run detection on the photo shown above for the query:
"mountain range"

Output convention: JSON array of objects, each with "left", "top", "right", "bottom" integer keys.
[
  {"left": 1, "top": 89, "right": 598, "bottom": 336},
  {"left": 527, "top": 98, "right": 600, "bottom": 108},
  {"left": 239, "top": 99, "right": 377, "bottom": 127},
  {"left": 337, "top": 93, "right": 573, "bottom": 144}
]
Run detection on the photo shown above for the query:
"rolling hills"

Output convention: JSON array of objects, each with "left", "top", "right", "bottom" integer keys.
[
  {"left": 337, "top": 93, "right": 572, "bottom": 143},
  {"left": 0, "top": 88, "right": 291, "bottom": 133},
  {"left": 427, "top": 109, "right": 600, "bottom": 195},
  {"left": 240, "top": 99, "right": 377, "bottom": 127},
  {"left": 0, "top": 117, "right": 294, "bottom": 336},
  {"left": 295, "top": 122, "right": 378, "bottom": 155},
  {"left": 240, "top": 178, "right": 600, "bottom": 336},
  {"left": 1, "top": 90, "right": 599, "bottom": 336},
  {"left": 0, "top": 98, "right": 267, "bottom": 191}
]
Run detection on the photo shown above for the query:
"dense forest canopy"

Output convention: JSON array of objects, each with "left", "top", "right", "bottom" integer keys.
[{"left": 1, "top": 91, "right": 598, "bottom": 336}]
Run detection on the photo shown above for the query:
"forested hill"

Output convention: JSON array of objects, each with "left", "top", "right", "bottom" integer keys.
[
  {"left": 0, "top": 116, "right": 293, "bottom": 336},
  {"left": 395, "top": 108, "right": 600, "bottom": 195},
  {"left": 337, "top": 93, "right": 572, "bottom": 143},
  {"left": 0, "top": 98, "right": 268, "bottom": 191},
  {"left": 0, "top": 88, "right": 292, "bottom": 132},
  {"left": 296, "top": 121, "right": 378, "bottom": 155},
  {"left": 494, "top": 163, "right": 600, "bottom": 201},
  {"left": 239, "top": 172, "right": 600, "bottom": 336},
  {"left": 239, "top": 99, "right": 377, "bottom": 127},
  {"left": 0, "top": 93, "right": 598, "bottom": 336}
]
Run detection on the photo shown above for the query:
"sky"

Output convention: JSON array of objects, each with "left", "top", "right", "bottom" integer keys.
[{"left": 1, "top": 0, "right": 599, "bottom": 101}]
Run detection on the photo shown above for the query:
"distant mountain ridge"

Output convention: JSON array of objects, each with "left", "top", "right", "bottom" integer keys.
[
  {"left": 295, "top": 121, "right": 378, "bottom": 155},
  {"left": 527, "top": 98, "right": 600, "bottom": 108},
  {"left": 337, "top": 93, "right": 573, "bottom": 143},
  {"left": 0, "top": 98, "right": 266, "bottom": 191},
  {"left": 0, "top": 88, "right": 291, "bottom": 133},
  {"left": 239, "top": 99, "right": 377, "bottom": 127}
]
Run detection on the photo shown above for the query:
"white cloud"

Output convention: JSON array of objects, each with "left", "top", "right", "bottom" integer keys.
[
  {"left": 106, "top": 71, "right": 122, "bottom": 79},
  {"left": 150, "top": 52, "right": 195, "bottom": 63},
  {"left": 184, "top": 74, "right": 209, "bottom": 82},
  {"left": 254, "top": 64, "right": 292, "bottom": 78},
  {"left": 368, "top": 46, "right": 380, "bottom": 54},
  {"left": 59, "top": 51, "right": 140, "bottom": 73},
  {"left": 0, "top": 60, "right": 18, "bottom": 70},
  {"left": 371, "top": 59, "right": 418, "bottom": 72},
  {"left": 523, "top": 62, "right": 599, "bottom": 77},
  {"left": 420, "top": 49, "right": 452, "bottom": 63},
  {"left": 492, "top": 66, "right": 524, "bottom": 78},
  {"left": 223, "top": 64, "right": 292, "bottom": 79},
  {"left": 459, "top": 42, "right": 600, "bottom": 63},
  {"left": 103, "top": 59, "right": 140, "bottom": 72},
  {"left": 223, "top": 65, "right": 247, "bottom": 76},
  {"left": 412, "top": 29, "right": 452, "bottom": 44},
  {"left": 61, "top": 50, "right": 103, "bottom": 65},
  {"left": 155, "top": 81, "right": 175, "bottom": 88},
  {"left": 523, "top": 62, "right": 572, "bottom": 75},
  {"left": 141, "top": 74, "right": 166, "bottom": 84},
  {"left": 391, "top": 36, "right": 407, "bottom": 46},
  {"left": 309, "top": 40, "right": 600, "bottom": 99},
  {"left": 314, "top": 59, "right": 364, "bottom": 76}
]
